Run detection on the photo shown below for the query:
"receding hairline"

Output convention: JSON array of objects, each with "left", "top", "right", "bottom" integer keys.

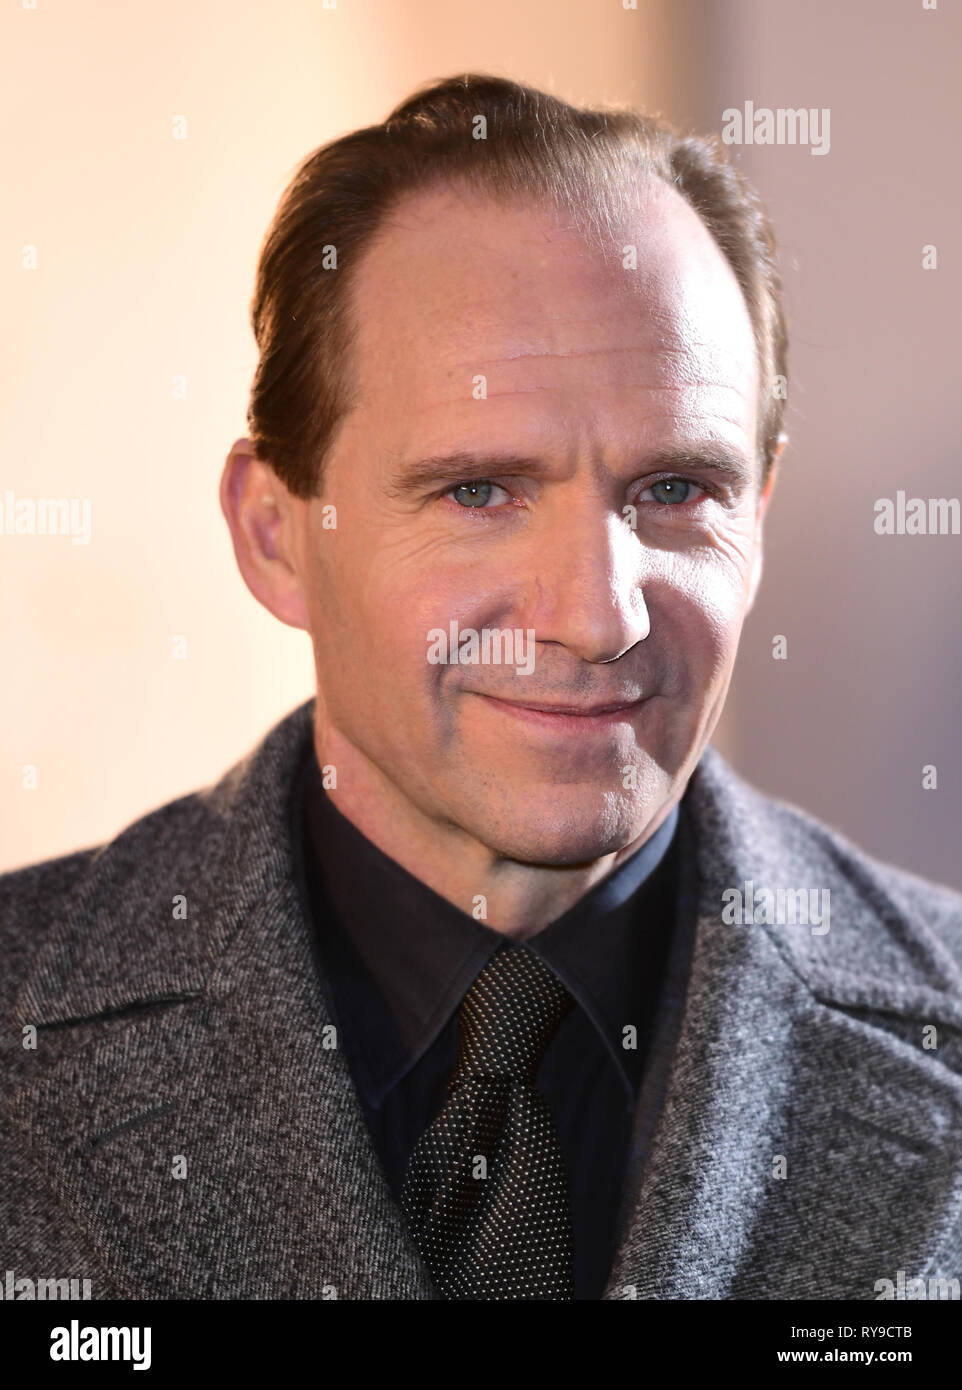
[
  {"left": 329, "top": 170, "right": 762, "bottom": 466},
  {"left": 246, "top": 74, "right": 787, "bottom": 499},
  {"left": 362, "top": 162, "right": 688, "bottom": 270}
]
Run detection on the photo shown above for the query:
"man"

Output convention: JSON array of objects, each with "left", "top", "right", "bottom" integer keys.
[{"left": 3, "top": 74, "right": 962, "bottom": 1302}]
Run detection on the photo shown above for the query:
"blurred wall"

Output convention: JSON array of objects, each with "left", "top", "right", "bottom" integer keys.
[{"left": 697, "top": 0, "right": 962, "bottom": 890}]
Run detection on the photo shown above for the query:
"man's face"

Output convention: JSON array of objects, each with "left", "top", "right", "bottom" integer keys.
[{"left": 292, "top": 179, "right": 765, "bottom": 865}]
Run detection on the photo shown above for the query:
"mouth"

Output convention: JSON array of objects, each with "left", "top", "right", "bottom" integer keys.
[{"left": 470, "top": 691, "right": 649, "bottom": 731}]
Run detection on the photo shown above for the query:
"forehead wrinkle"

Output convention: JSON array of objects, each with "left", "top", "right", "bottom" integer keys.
[
  {"left": 465, "top": 388, "right": 754, "bottom": 411},
  {"left": 460, "top": 339, "right": 755, "bottom": 380},
  {"left": 470, "top": 342, "right": 682, "bottom": 364},
  {"left": 409, "top": 379, "right": 755, "bottom": 411}
]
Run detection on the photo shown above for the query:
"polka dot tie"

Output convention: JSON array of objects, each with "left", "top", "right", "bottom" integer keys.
[{"left": 400, "top": 943, "right": 576, "bottom": 1300}]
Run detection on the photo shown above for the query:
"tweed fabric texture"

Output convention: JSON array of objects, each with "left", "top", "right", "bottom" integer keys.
[{"left": 2, "top": 698, "right": 962, "bottom": 1299}]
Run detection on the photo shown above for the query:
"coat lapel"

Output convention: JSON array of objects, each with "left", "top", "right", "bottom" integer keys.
[
  {"left": 8, "top": 699, "right": 438, "bottom": 1299},
  {"left": 10, "top": 700, "right": 962, "bottom": 1299},
  {"left": 603, "top": 749, "right": 962, "bottom": 1298}
]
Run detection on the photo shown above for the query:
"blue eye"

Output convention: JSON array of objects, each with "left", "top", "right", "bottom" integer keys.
[
  {"left": 449, "top": 481, "right": 506, "bottom": 508},
  {"left": 645, "top": 478, "right": 702, "bottom": 505}
]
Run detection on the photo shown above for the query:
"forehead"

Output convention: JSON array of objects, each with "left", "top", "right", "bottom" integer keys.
[{"left": 343, "top": 178, "right": 759, "bottom": 464}]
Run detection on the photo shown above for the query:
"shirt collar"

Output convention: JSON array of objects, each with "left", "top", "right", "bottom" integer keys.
[{"left": 294, "top": 750, "right": 679, "bottom": 1107}]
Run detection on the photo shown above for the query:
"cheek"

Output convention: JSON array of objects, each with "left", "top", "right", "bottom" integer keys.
[
  {"left": 344, "top": 555, "right": 482, "bottom": 714},
  {"left": 351, "top": 518, "right": 486, "bottom": 632},
  {"left": 370, "top": 544, "right": 510, "bottom": 663},
  {"left": 653, "top": 545, "right": 753, "bottom": 686}
]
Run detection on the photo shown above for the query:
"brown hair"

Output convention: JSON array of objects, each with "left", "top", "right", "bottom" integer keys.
[{"left": 247, "top": 73, "right": 787, "bottom": 498}]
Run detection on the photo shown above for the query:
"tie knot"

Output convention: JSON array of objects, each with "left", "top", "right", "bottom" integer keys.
[{"left": 454, "top": 945, "right": 574, "bottom": 1085}]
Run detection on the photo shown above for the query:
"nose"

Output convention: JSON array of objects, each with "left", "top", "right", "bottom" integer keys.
[{"left": 527, "top": 503, "right": 650, "bottom": 663}]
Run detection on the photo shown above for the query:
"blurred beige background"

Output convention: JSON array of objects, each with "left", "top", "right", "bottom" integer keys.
[{"left": 2, "top": 0, "right": 959, "bottom": 888}]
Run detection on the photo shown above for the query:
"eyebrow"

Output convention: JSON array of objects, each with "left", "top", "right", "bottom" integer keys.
[{"left": 383, "top": 445, "right": 756, "bottom": 497}]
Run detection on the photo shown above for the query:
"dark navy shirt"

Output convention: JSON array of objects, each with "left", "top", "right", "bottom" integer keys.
[{"left": 289, "top": 747, "right": 691, "bottom": 1300}]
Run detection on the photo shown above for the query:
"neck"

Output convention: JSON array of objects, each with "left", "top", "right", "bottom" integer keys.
[{"left": 313, "top": 722, "right": 678, "bottom": 941}]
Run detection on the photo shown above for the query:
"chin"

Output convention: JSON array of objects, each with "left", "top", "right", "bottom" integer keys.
[{"left": 460, "top": 783, "right": 664, "bottom": 868}]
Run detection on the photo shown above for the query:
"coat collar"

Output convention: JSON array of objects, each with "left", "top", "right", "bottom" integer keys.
[
  {"left": 10, "top": 699, "right": 962, "bottom": 1298},
  {"left": 10, "top": 699, "right": 436, "bottom": 1298},
  {"left": 604, "top": 749, "right": 962, "bottom": 1298}
]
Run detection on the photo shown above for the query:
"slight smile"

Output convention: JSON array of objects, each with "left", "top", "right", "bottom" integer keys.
[{"left": 470, "top": 692, "right": 649, "bottom": 731}]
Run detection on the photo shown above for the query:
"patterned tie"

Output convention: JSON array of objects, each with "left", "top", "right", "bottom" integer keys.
[{"left": 400, "top": 943, "right": 576, "bottom": 1300}]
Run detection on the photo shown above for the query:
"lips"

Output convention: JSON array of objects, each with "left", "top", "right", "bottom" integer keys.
[
  {"left": 486, "top": 697, "right": 643, "bottom": 716},
  {"left": 468, "top": 691, "right": 648, "bottom": 726}
]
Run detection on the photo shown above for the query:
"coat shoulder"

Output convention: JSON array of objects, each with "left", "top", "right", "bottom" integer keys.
[
  {"left": 0, "top": 700, "right": 317, "bottom": 1023},
  {"left": 0, "top": 787, "right": 215, "bottom": 1017},
  {"left": 692, "top": 745, "right": 962, "bottom": 988},
  {"left": 0, "top": 847, "right": 99, "bottom": 1013},
  {"left": 765, "top": 781, "right": 962, "bottom": 962}
]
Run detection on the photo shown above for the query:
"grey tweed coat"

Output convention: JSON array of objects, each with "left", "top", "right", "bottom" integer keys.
[{"left": 2, "top": 697, "right": 962, "bottom": 1300}]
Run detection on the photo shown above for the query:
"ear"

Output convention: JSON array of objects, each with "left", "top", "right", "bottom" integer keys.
[
  {"left": 746, "top": 434, "right": 786, "bottom": 613},
  {"left": 218, "top": 437, "right": 311, "bottom": 630}
]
